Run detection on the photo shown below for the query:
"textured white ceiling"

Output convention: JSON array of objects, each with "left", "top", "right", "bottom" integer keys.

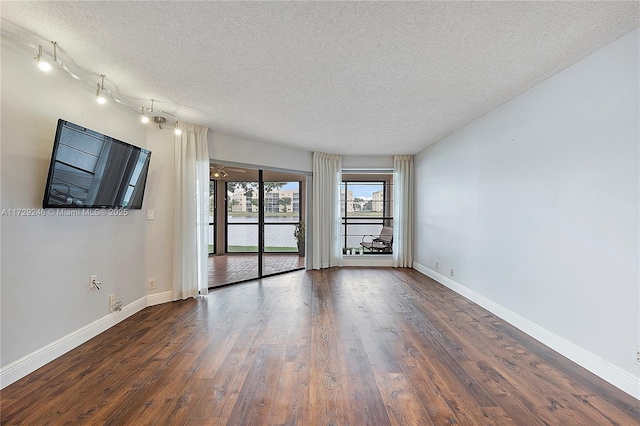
[{"left": 1, "top": 1, "right": 638, "bottom": 155}]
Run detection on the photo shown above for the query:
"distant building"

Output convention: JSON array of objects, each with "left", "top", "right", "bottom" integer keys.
[
  {"left": 230, "top": 188, "right": 299, "bottom": 213},
  {"left": 372, "top": 190, "right": 383, "bottom": 212},
  {"left": 340, "top": 189, "right": 354, "bottom": 214},
  {"left": 230, "top": 190, "right": 254, "bottom": 212}
]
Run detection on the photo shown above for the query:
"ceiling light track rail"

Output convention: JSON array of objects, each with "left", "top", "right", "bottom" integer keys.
[{"left": 1, "top": 25, "right": 183, "bottom": 135}]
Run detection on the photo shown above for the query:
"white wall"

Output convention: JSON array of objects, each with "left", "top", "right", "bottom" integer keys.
[
  {"left": 144, "top": 129, "right": 175, "bottom": 298},
  {"left": 413, "top": 29, "right": 639, "bottom": 397},
  {"left": 0, "top": 39, "right": 175, "bottom": 379},
  {"left": 210, "top": 131, "right": 312, "bottom": 173},
  {"left": 210, "top": 133, "right": 392, "bottom": 172}
]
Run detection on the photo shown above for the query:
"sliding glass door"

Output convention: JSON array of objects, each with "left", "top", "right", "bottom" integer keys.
[
  {"left": 209, "top": 167, "right": 305, "bottom": 288},
  {"left": 208, "top": 180, "right": 216, "bottom": 255},
  {"left": 263, "top": 179, "right": 302, "bottom": 275},
  {"left": 224, "top": 169, "right": 260, "bottom": 282}
]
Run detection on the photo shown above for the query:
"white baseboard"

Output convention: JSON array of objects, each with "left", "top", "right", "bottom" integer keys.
[
  {"left": 1, "top": 296, "right": 148, "bottom": 389},
  {"left": 343, "top": 255, "right": 393, "bottom": 267},
  {"left": 146, "top": 290, "right": 174, "bottom": 306},
  {"left": 412, "top": 261, "right": 640, "bottom": 400}
]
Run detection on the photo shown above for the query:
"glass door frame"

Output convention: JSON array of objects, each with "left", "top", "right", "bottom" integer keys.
[
  {"left": 221, "top": 169, "right": 305, "bottom": 281},
  {"left": 208, "top": 180, "right": 216, "bottom": 256}
]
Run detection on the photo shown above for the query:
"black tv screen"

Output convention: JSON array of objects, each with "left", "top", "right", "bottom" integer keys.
[{"left": 42, "top": 119, "right": 151, "bottom": 209}]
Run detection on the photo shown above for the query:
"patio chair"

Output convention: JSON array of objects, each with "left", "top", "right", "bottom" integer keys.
[{"left": 360, "top": 225, "right": 393, "bottom": 253}]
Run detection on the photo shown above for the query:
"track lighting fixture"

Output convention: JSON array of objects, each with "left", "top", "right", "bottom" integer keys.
[
  {"left": 153, "top": 115, "right": 167, "bottom": 129},
  {"left": 4, "top": 28, "right": 189, "bottom": 129},
  {"left": 51, "top": 41, "right": 58, "bottom": 63},
  {"left": 34, "top": 45, "right": 51, "bottom": 72},
  {"left": 140, "top": 106, "right": 149, "bottom": 123},
  {"left": 140, "top": 100, "right": 183, "bottom": 132},
  {"left": 96, "top": 74, "right": 107, "bottom": 104}
]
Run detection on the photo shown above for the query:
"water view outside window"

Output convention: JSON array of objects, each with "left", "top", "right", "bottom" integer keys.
[
  {"left": 341, "top": 177, "right": 393, "bottom": 254},
  {"left": 263, "top": 181, "right": 299, "bottom": 253},
  {"left": 226, "top": 181, "right": 300, "bottom": 252},
  {"left": 227, "top": 181, "right": 259, "bottom": 252}
]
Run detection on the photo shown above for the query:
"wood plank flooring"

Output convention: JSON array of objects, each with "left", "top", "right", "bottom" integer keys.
[{"left": 2, "top": 268, "right": 638, "bottom": 425}]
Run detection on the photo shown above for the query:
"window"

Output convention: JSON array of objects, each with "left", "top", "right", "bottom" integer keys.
[
  {"left": 264, "top": 181, "right": 301, "bottom": 253},
  {"left": 341, "top": 172, "right": 393, "bottom": 254},
  {"left": 225, "top": 180, "right": 301, "bottom": 253},
  {"left": 226, "top": 181, "right": 260, "bottom": 252}
]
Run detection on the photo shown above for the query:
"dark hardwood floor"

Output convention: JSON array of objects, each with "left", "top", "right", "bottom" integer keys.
[{"left": 2, "top": 268, "right": 638, "bottom": 425}]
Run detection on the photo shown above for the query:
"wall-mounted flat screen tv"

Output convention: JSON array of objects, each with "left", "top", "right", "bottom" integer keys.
[{"left": 42, "top": 119, "right": 151, "bottom": 209}]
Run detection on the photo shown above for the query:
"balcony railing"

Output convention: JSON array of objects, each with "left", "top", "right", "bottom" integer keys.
[{"left": 342, "top": 216, "right": 393, "bottom": 254}]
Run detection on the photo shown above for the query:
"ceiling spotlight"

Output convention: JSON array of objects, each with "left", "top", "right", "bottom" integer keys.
[
  {"left": 96, "top": 85, "right": 106, "bottom": 104},
  {"left": 35, "top": 45, "right": 51, "bottom": 72},
  {"left": 140, "top": 106, "right": 149, "bottom": 123},
  {"left": 174, "top": 122, "right": 182, "bottom": 135},
  {"left": 96, "top": 75, "right": 107, "bottom": 104}
]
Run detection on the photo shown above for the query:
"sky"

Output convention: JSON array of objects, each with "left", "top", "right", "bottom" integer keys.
[
  {"left": 271, "top": 182, "right": 384, "bottom": 200},
  {"left": 280, "top": 182, "right": 298, "bottom": 191},
  {"left": 344, "top": 183, "right": 384, "bottom": 200}
]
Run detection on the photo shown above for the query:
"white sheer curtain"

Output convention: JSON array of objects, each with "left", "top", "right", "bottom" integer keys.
[
  {"left": 173, "top": 123, "right": 210, "bottom": 299},
  {"left": 393, "top": 155, "right": 414, "bottom": 268},
  {"left": 312, "top": 152, "right": 343, "bottom": 269}
]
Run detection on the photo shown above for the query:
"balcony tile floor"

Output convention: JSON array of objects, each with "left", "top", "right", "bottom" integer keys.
[{"left": 208, "top": 253, "right": 305, "bottom": 288}]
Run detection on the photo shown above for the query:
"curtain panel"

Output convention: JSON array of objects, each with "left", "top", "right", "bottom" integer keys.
[
  {"left": 173, "top": 123, "right": 210, "bottom": 299},
  {"left": 393, "top": 155, "right": 414, "bottom": 268},
  {"left": 312, "top": 152, "right": 343, "bottom": 269}
]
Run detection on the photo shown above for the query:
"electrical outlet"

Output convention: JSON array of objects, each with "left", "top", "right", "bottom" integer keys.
[
  {"left": 148, "top": 279, "right": 156, "bottom": 290},
  {"left": 450, "top": 268, "right": 454, "bottom": 277},
  {"left": 435, "top": 261, "right": 439, "bottom": 271},
  {"left": 634, "top": 345, "right": 640, "bottom": 366},
  {"left": 109, "top": 294, "right": 116, "bottom": 306}
]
